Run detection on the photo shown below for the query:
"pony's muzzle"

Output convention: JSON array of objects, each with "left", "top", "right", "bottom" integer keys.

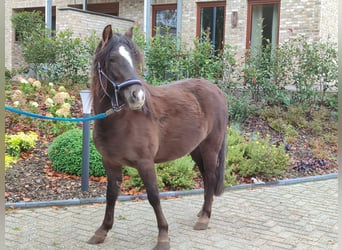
[{"left": 126, "top": 86, "right": 145, "bottom": 110}]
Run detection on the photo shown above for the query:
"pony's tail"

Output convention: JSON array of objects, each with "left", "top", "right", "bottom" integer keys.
[{"left": 215, "top": 131, "right": 226, "bottom": 196}]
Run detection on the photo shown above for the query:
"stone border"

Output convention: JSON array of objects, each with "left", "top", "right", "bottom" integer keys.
[{"left": 5, "top": 173, "right": 338, "bottom": 209}]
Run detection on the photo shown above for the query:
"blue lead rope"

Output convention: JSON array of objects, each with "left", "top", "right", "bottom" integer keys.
[{"left": 5, "top": 105, "right": 109, "bottom": 122}]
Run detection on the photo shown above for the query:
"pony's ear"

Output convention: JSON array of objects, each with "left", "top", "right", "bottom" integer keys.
[
  {"left": 101, "top": 25, "right": 113, "bottom": 47},
  {"left": 124, "top": 27, "right": 134, "bottom": 39}
]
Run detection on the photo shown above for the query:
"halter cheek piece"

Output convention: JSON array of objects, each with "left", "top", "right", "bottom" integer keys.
[{"left": 97, "top": 63, "right": 142, "bottom": 112}]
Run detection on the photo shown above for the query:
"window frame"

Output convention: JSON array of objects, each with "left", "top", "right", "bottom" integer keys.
[
  {"left": 246, "top": 0, "right": 281, "bottom": 49},
  {"left": 196, "top": 1, "right": 226, "bottom": 50},
  {"left": 151, "top": 4, "right": 177, "bottom": 36}
]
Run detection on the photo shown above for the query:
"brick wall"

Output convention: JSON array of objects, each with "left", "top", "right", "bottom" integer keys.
[
  {"left": 57, "top": 8, "right": 134, "bottom": 38},
  {"left": 163, "top": 0, "right": 337, "bottom": 54},
  {"left": 119, "top": 0, "right": 144, "bottom": 26},
  {"left": 5, "top": 0, "right": 337, "bottom": 70},
  {"left": 280, "top": 0, "right": 321, "bottom": 42}
]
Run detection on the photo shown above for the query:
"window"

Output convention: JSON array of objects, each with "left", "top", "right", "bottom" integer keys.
[
  {"left": 246, "top": 0, "right": 280, "bottom": 49},
  {"left": 152, "top": 4, "right": 177, "bottom": 36},
  {"left": 68, "top": 3, "right": 119, "bottom": 16},
  {"left": 197, "top": 1, "right": 226, "bottom": 51}
]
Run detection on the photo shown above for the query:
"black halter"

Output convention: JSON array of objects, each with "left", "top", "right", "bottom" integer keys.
[{"left": 97, "top": 63, "right": 142, "bottom": 111}]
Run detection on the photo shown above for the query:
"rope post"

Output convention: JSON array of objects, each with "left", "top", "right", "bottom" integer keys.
[{"left": 80, "top": 90, "right": 92, "bottom": 192}]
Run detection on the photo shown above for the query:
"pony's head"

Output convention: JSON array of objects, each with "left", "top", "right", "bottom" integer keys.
[{"left": 93, "top": 25, "right": 145, "bottom": 111}]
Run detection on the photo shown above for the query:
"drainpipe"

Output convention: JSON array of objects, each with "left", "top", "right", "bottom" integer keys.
[
  {"left": 144, "top": 0, "right": 151, "bottom": 43},
  {"left": 176, "top": 0, "right": 182, "bottom": 39},
  {"left": 45, "top": 0, "right": 52, "bottom": 36},
  {"left": 83, "top": 0, "right": 87, "bottom": 11},
  {"left": 176, "top": 0, "right": 182, "bottom": 49}
]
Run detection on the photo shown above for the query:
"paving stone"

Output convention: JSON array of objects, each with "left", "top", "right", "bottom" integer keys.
[{"left": 5, "top": 179, "right": 337, "bottom": 249}]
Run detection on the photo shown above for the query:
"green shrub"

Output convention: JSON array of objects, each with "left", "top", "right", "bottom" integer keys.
[
  {"left": 123, "top": 167, "right": 165, "bottom": 191},
  {"left": 280, "top": 36, "right": 338, "bottom": 105},
  {"left": 157, "top": 155, "right": 195, "bottom": 190},
  {"left": 227, "top": 92, "right": 258, "bottom": 122},
  {"left": 48, "top": 129, "right": 104, "bottom": 176},
  {"left": 123, "top": 156, "right": 195, "bottom": 191},
  {"left": 144, "top": 27, "right": 180, "bottom": 85},
  {"left": 284, "top": 105, "right": 308, "bottom": 128},
  {"left": 143, "top": 28, "right": 236, "bottom": 85},
  {"left": 268, "top": 118, "right": 287, "bottom": 133},
  {"left": 12, "top": 11, "right": 98, "bottom": 83},
  {"left": 227, "top": 128, "right": 290, "bottom": 180},
  {"left": 224, "top": 164, "right": 237, "bottom": 187},
  {"left": 5, "top": 154, "right": 17, "bottom": 170},
  {"left": 5, "top": 131, "right": 38, "bottom": 157}
]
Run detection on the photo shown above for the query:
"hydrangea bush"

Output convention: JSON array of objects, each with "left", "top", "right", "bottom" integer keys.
[{"left": 6, "top": 77, "right": 77, "bottom": 136}]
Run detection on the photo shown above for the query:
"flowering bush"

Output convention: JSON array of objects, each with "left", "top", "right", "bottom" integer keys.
[{"left": 6, "top": 77, "right": 78, "bottom": 136}]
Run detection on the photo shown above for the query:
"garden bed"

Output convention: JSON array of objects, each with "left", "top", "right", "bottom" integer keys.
[{"left": 5, "top": 112, "right": 338, "bottom": 203}]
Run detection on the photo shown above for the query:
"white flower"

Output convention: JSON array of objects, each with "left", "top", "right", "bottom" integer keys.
[
  {"left": 56, "top": 102, "right": 71, "bottom": 117},
  {"left": 44, "top": 97, "right": 54, "bottom": 107},
  {"left": 20, "top": 78, "right": 29, "bottom": 84},
  {"left": 28, "top": 78, "right": 36, "bottom": 83},
  {"left": 48, "top": 82, "right": 54, "bottom": 88},
  {"left": 53, "top": 92, "right": 70, "bottom": 104},
  {"left": 58, "top": 86, "right": 66, "bottom": 92},
  {"left": 13, "top": 101, "right": 20, "bottom": 107},
  {"left": 11, "top": 90, "right": 25, "bottom": 102},
  {"left": 49, "top": 89, "right": 56, "bottom": 96},
  {"left": 29, "top": 101, "right": 39, "bottom": 108},
  {"left": 56, "top": 107, "right": 70, "bottom": 117},
  {"left": 61, "top": 102, "right": 71, "bottom": 109},
  {"left": 32, "top": 80, "right": 41, "bottom": 89}
]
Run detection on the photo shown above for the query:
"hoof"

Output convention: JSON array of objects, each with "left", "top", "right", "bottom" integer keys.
[
  {"left": 87, "top": 234, "right": 106, "bottom": 244},
  {"left": 154, "top": 241, "right": 170, "bottom": 250},
  {"left": 193, "top": 221, "right": 209, "bottom": 230}
]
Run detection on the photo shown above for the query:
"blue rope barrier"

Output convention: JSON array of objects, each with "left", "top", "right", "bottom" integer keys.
[{"left": 5, "top": 105, "right": 107, "bottom": 122}]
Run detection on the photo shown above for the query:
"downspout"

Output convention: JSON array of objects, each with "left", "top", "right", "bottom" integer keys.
[
  {"left": 176, "top": 0, "right": 182, "bottom": 42},
  {"left": 83, "top": 0, "right": 87, "bottom": 11},
  {"left": 144, "top": 0, "right": 151, "bottom": 43},
  {"left": 45, "top": 0, "right": 52, "bottom": 36}
]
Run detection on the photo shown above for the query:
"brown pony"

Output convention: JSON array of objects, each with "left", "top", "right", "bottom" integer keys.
[{"left": 88, "top": 25, "right": 228, "bottom": 250}]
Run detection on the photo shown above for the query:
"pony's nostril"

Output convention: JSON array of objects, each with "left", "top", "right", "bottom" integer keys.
[
  {"left": 132, "top": 89, "right": 145, "bottom": 102},
  {"left": 132, "top": 91, "right": 137, "bottom": 99},
  {"left": 132, "top": 90, "right": 138, "bottom": 100}
]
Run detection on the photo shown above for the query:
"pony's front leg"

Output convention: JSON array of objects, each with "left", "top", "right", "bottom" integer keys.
[
  {"left": 137, "top": 161, "right": 170, "bottom": 250},
  {"left": 88, "top": 165, "right": 122, "bottom": 244}
]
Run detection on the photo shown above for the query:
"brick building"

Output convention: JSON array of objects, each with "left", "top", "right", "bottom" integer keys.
[{"left": 5, "top": 0, "right": 338, "bottom": 70}]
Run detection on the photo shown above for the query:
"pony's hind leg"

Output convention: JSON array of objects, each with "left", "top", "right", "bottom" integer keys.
[
  {"left": 88, "top": 164, "right": 122, "bottom": 244},
  {"left": 191, "top": 147, "right": 218, "bottom": 230},
  {"left": 137, "top": 160, "right": 170, "bottom": 250},
  {"left": 190, "top": 148, "right": 205, "bottom": 217}
]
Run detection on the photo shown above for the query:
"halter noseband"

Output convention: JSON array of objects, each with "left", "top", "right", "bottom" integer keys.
[{"left": 97, "top": 62, "right": 142, "bottom": 111}]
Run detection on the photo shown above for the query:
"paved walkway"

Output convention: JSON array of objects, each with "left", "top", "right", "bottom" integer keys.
[{"left": 5, "top": 179, "right": 338, "bottom": 250}]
